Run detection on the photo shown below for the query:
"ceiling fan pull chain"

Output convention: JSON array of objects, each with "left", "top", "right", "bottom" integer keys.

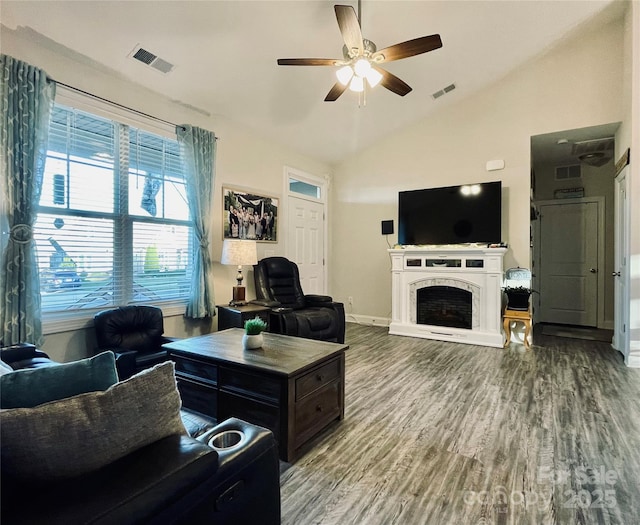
[{"left": 359, "top": 84, "right": 367, "bottom": 108}]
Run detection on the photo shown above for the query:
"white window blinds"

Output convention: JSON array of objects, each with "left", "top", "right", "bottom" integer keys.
[{"left": 36, "top": 104, "right": 193, "bottom": 315}]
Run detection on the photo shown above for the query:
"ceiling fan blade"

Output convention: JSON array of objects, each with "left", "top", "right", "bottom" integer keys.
[
  {"left": 374, "top": 67, "right": 412, "bottom": 96},
  {"left": 373, "top": 34, "right": 442, "bottom": 63},
  {"left": 277, "top": 58, "right": 339, "bottom": 66},
  {"left": 324, "top": 82, "right": 348, "bottom": 102},
  {"left": 334, "top": 5, "right": 363, "bottom": 55}
]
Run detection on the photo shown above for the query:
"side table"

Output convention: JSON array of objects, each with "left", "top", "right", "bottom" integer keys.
[
  {"left": 217, "top": 303, "right": 270, "bottom": 331},
  {"left": 503, "top": 308, "right": 532, "bottom": 349}
]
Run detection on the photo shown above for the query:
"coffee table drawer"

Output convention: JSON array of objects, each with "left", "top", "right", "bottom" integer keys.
[
  {"left": 295, "top": 382, "right": 341, "bottom": 445},
  {"left": 173, "top": 355, "right": 217, "bottom": 385},
  {"left": 219, "top": 366, "right": 281, "bottom": 403},
  {"left": 218, "top": 390, "right": 280, "bottom": 441},
  {"left": 296, "top": 358, "right": 340, "bottom": 400},
  {"left": 176, "top": 376, "right": 217, "bottom": 418}
]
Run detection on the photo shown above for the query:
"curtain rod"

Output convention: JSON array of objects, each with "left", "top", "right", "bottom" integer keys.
[{"left": 56, "top": 81, "right": 214, "bottom": 135}]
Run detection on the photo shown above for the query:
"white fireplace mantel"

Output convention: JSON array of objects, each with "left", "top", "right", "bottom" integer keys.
[{"left": 388, "top": 246, "right": 507, "bottom": 347}]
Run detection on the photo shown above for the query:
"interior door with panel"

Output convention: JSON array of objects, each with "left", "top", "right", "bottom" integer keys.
[
  {"left": 538, "top": 199, "right": 601, "bottom": 326},
  {"left": 288, "top": 196, "right": 325, "bottom": 294},
  {"left": 285, "top": 168, "right": 327, "bottom": 295}
]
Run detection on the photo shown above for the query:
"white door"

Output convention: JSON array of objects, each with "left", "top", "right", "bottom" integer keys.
[
  {"left": 288, "top": 196, "right": 325, "bottom": 293},
  {"left": 538, "top": 200, "right": 600, "bottom": 326},
  {"left": 613, "top": 168, "right": 629, "bottom": 357}
]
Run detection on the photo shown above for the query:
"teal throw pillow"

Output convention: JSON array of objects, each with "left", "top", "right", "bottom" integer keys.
[
  {"left": 0, "top": 351, "right": 118, "bottom": 409},
  {"left": 0, "top": 361, "right": 187, "bottom": 481}
]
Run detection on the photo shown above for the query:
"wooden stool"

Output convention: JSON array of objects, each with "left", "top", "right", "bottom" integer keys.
[{"left": 503, "top": 308, "right": 532, "bottom": 348}]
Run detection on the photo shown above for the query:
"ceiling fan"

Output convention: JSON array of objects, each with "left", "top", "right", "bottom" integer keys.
[{"left": 277, "top": 2, "right": 442, "bottom": 102}]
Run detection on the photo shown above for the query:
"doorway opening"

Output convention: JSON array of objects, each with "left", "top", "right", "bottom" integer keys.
[{"left": 530, "top": 123, "right": 619, "bottom": 335}]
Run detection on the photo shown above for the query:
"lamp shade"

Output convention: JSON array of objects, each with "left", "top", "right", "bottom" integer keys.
[{"left": 221, "top": 239, "right": 258, "bottom": 267}]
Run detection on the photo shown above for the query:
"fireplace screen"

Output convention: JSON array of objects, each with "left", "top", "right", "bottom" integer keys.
[{"left": 417, "top": 286, "right": 472, "bottom": 329}]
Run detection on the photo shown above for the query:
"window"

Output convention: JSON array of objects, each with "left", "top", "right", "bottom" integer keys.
[
  {"left": 289, "top": 177, "right": 321, "bottom": 200},
  {"left": 35, "top": 104, "right": 192, "bottom": 319}
]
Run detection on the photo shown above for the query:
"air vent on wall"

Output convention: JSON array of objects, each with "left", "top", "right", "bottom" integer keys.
[
  {"left": 555, "top": 164, "right": 581, "bottom": 181},
  {"left": 129, "top": 45, "right": 175, "bottom": 74}
]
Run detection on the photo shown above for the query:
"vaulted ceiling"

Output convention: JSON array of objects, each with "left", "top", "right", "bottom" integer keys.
[{"left": 1, "top": 0, "right": 623, "bottom": 165}]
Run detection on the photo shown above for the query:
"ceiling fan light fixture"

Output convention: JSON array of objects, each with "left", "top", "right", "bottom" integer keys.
[
  {"left": 276, "top": 3, "right": 442, "bottom": 103},
  {"left": 353, "top": 58, "right": 371, "bottom": 77},
  {"left": 365, "top": 67, "right": 383, "bottom": 88},
  {"left": 336, "top": 65, "right": 354, "bottom": 85},
  {"left": 349, "top": 75, "right": 365, "bottom": 92}
]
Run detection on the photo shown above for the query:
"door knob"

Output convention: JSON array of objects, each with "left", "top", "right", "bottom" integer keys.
[
  {"left": 589, "top": 268, "right": 598, "bottom": 273},
  {"left": 612, "top": 271, "right": 621, "bottom": 277}
]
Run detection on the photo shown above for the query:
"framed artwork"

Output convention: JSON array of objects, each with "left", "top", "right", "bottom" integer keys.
[{"left": 223, "top": 187, "right": 278, "bottom": 242}]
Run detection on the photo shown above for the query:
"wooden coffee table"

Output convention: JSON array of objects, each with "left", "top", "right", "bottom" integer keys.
[{"left": 163, "top": 328, "right": 348, "bottom": 462}]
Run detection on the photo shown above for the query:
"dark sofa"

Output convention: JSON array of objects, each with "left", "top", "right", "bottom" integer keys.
[
  {"left": 0, "top": 342, "right": 58, "bottom": 370},
  {"left": 0, "top": 345, "right": 281, "bottom": 525}
]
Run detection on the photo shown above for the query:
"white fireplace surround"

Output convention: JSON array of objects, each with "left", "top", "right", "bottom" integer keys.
[{"left": 389, "top": 246, "right": 507, "bottom": 347}]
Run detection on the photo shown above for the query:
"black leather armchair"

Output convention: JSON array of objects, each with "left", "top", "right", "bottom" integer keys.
[
  {"left": 94, "top": 305, "right": 176, "bottom": 380},
  {"left": 252, "top": 256, "right": 345, "bottom": 344}
]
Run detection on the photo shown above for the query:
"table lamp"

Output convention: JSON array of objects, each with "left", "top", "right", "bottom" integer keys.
[{"left": 220, "top": 239, "right": 258, "bottom": 306}]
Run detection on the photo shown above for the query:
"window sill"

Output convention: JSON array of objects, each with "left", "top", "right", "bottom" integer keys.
[{"left": 42, "top": 303, "right": 188, "bottom": 335}]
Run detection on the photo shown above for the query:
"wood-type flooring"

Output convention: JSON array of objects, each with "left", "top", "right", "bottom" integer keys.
[{"left": 279, "top": 323, "right": 640, "bottom": 525}]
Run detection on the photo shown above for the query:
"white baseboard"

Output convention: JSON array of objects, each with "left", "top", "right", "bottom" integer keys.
[
  {"left": 627, "top": 340, "right": 640, "bottom": 368},
  {"left": 346, "top": 314, "right": 390, "bottom": 327},
  {"left": 626, "top": 354, "right": 640, "bottom": 368}
]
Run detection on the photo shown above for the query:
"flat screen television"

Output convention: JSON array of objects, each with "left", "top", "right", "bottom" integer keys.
[{"left": 398, "top": 181, "right": 502, "bottom": 245}]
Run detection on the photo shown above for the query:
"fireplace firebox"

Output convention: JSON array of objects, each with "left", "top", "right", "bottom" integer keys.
[{"left": 417, "top": 286, "right": 472, "bottom": 329}]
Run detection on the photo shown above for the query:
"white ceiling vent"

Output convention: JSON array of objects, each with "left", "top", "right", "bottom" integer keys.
[
  {"left": 129, "top": 45, "right": 175, "bottom": 74},
  {"left": 571, "top": 137, "right": 614, "bottom": 167}
]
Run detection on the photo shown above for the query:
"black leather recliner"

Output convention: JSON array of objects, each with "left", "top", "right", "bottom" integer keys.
[
  {"left": 94, "top": 305, "right": 176, "bottom": 380},
  {"left": 252, "top": 257, "right": 345, "bottom": 344}
]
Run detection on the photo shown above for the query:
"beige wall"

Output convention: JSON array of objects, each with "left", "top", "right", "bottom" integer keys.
[
  {"left": 1, "top": 25, "right": 331, "bottom": 362},
  {"left": 330, "top": 16, "right": 625, "bottom": 322}
]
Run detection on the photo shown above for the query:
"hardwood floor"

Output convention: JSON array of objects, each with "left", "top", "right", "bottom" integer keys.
[{"left": 280, "top": 323, "right": 640, "bottom": 525}]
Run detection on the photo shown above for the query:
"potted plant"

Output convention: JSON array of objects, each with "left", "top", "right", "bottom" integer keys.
[
  {"left": 503, "top": 286, "right": 533, "bottom": 311},
  {"left": 243, "top": 317, "right": 267, "bottom": 350}
]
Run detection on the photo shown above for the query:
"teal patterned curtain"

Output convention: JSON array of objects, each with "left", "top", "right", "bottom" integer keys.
[
  {"left": 0, "top": 55, "right": 56, "bottom": 345},
  {"left": 177, "top": 125, "right": 216, "bottom": 318}
]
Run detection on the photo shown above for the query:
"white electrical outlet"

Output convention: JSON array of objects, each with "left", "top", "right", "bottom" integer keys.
[{"left": 348, "top": 296, "right": 353, "bottom": 305}]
